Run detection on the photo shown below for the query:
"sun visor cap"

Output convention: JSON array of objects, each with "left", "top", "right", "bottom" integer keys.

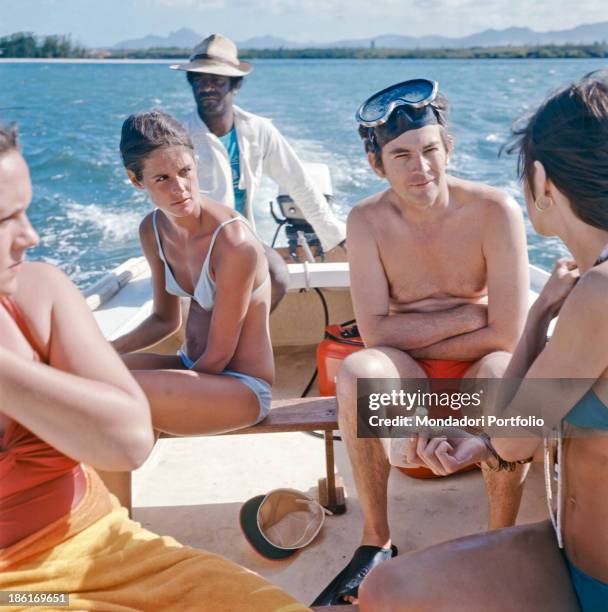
[{"left": 240, "top": 489, "right": 326, "bottom": 560}]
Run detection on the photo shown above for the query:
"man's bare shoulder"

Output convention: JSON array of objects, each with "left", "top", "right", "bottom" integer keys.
[
  {"left": 348, "top": 190, "right": 393, "bottom": 226},
  {"left": 448, "top": 175, "right": 522, "bottom": 221}
]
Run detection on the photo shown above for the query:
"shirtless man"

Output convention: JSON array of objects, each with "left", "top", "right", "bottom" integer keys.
[{"left": 312, "top": 79, "right": 530, "bottom": 606}]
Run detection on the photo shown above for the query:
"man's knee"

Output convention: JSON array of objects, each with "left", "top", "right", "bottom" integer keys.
[
  {"left": 336, "top": 348, "right": 420, "bottom": 429},
  {"left": 336, "top": 351, "right": 383, "bottom": 427},
  {"left": 337, "top": 349, "right": 392, "bottom": 397},
  {"left": 338, "top": 346, "right": 423, "bottom": 385},
  {"left": 472, "top": 350, "right": 512, "bottom": 378}
]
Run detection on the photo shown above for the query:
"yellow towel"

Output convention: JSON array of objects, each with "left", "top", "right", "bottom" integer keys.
[{"left": 0, "top": 469, "right": 309, "bottom": 612}]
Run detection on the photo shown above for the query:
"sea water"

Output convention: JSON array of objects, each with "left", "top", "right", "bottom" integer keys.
[{"left": 1, "top": 58, "right": 605, "bottom": 288}]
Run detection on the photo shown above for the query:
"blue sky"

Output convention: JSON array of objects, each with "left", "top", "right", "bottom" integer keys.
[{"left": 1, "top": 0, "right": 607, "bottom": 47}]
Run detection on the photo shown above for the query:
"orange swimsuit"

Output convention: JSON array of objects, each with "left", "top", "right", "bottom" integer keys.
[{"left": 0, "top": 296, "right": 86, "bottom": 548}]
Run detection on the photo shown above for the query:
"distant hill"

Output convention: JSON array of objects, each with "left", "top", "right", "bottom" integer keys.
[
  {"left": 328, "top": 22, "right": 608, "bottom": 49},
  {"left": 112, "top": 27, "right": 202, "bottom": 49},
  {"left": 112, "top": 30, "right": 302, "bottom": 50},
  {"left": 455, "top": 22, "right": 608, "bottom": 47},
  {"left": 110, "top": 22, "right": 608, "bottom": 50},
  {"left": 237, "top": 35, "right": 298, "bottom": 49}
]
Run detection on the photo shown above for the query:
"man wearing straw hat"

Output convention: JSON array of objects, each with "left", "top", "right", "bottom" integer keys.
[{"left": 172, "top": 34, "right": 346, "bottom": 311}]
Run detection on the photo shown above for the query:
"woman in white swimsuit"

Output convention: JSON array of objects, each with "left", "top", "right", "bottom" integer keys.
[{"left": 107, "top": 111, "right": 273, "bottom": 505}]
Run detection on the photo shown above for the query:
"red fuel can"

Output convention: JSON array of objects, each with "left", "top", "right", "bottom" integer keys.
[
  {"left": 316, "top": 324, "right": 364, "bottom": 396},
  {"left": 316, "top": 323, "right": 477, "bottom": 480}
]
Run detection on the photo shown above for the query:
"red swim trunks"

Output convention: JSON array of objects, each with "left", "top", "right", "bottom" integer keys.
[
  {"left": 416, "top": 359, "right": 475, "bottom": 415},
  {"left": 398, "top": 358, "right": 478, "bottom": 479},
  {"left": 415, "top": 358, "right": 474, "bottom": 381}
]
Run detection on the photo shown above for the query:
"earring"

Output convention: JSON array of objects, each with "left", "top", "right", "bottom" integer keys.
[{"left": 534, "top": 195, "right": 553, "bottom": 212}]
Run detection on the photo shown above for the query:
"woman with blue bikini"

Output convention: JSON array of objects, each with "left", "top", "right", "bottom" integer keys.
[
  {"left": 106, "top": 110, "right": 273, "bottom": 507},
  {"left": 359, "top": 71, "right": 608, "bottom": 611}
]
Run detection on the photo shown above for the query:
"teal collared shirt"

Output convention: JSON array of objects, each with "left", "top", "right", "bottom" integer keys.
[{"left": 218, "top": 127, "right": 247, "bottom": 215}]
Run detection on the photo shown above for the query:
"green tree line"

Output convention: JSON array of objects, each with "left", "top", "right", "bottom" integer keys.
[
  {"left": 108, "top": 43, "right": 608, "bottom": 60},
  {"left": 1, "top": 31, "right": 607, "bottom": 60},
  {"left": 238, "top": 43, "right": 608, "bottom": 59},
  {"left": 0, "top": 32, "right": 88, "bottom": 58}
]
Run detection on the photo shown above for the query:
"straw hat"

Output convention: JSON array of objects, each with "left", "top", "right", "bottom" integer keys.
[
  {"left": 240, "top": 489, "right": 327, "bottom": 560},
  {"left": 171, "top": 34, "right": 252, "bottom": 77}
]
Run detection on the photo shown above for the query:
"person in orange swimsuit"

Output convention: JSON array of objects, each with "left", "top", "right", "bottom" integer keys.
[
  {"left": 313, "top": 79, "right": 530, "bottom": 606},
  {"left": 0, "top": 123, "right": 306, "bottom": 611}
]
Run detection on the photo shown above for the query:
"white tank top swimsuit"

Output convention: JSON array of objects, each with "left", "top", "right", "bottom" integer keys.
[{"left": 152, "top": 210, "right": 270, "bottom": 311}]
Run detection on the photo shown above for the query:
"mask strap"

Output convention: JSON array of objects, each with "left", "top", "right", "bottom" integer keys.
[{"left": 367, "top": 128, "right": 379, "bottom": 152}]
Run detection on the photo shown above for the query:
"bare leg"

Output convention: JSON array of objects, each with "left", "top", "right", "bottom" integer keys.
[
  {"left": 359, "top": 520, "right": 579, "bottom": 612},
  {"left": 463, "top": 351, "right": 530, "bottom": 529},
  {"left": 481, "top": 461, "right": 529, "bottom": 529},
  {"left": 120, "top": 353, "right": 184, "bottom": 369},
  {"left": 118, "top": 353, "right": 262, "bottom": 434},
  {"left": 100, "top": 353, "right": 261, "bottom": 514},
  {"left": 337, "top": 347, "right": 426, "bottom": 549},
  {"left": 136, "top": 373, "right": 260, "bottom": 435},
  {"left": 263, "top": 243, "right": 289, "bottom": 313}
]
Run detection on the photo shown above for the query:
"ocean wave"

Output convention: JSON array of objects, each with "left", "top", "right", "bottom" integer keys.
[
  {"left": 8, "top": 58, "right": 606, "bottom": 284},
  {"left": 64, "top": 202, "right": 144, "bottom": 241}
]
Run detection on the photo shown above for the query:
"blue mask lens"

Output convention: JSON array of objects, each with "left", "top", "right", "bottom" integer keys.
[{"left": 356, "top": 79, "right": 438, "bottom": 127}]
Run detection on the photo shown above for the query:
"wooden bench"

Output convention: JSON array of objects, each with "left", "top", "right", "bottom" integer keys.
[{"left": 156, "top": 396, "right": 346, "bottom": 514}]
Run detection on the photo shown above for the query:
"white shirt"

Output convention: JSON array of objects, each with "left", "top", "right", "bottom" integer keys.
[{"left": 184, "top": 106, "right": 346, "bottom": 251}]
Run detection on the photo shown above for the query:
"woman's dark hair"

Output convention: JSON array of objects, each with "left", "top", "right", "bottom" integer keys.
[
  {"left": 506, "top": 70, "right": 608, "bottom": 229},
  {"left": 358, "top": 93, "right": 450, "bottom": 169},
  {"left": 0, "top": 123, "right": 19, "bottom": 156},
  {"left": 119, "top": 110, "right": 194, "bottom": 181}
]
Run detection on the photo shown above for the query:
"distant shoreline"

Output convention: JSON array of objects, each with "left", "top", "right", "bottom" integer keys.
[
  {"left": 0, "top": 58, "right": 177, "bottom": 64},
  {"left": 1, "top": 54, "right": 606, "bottom": 64},
  {"left": 2, "top": 31, "right": 607, "bottom": 60},
  {"left": 238, "top": 44, "right": 608, "bottom": 60},
  {"left": 1, "top": 43, "right": 607, "bottom": 61}
]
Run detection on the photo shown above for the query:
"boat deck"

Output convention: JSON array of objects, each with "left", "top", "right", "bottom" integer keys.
[
  {"left": 130, "top": 343, "right": 548, "bottom": 605},
  {"left": 90, "top": 258, "right": 551, "bottom": 605}
]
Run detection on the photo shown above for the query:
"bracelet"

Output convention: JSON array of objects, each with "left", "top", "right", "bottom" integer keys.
[{"left": 477, "top": 433, "right": 533, "bottom": 472}]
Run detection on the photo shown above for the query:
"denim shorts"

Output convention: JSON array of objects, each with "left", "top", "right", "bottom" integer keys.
[{"left": 177, "top": 350, "right": 271, "bottom": 423}]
